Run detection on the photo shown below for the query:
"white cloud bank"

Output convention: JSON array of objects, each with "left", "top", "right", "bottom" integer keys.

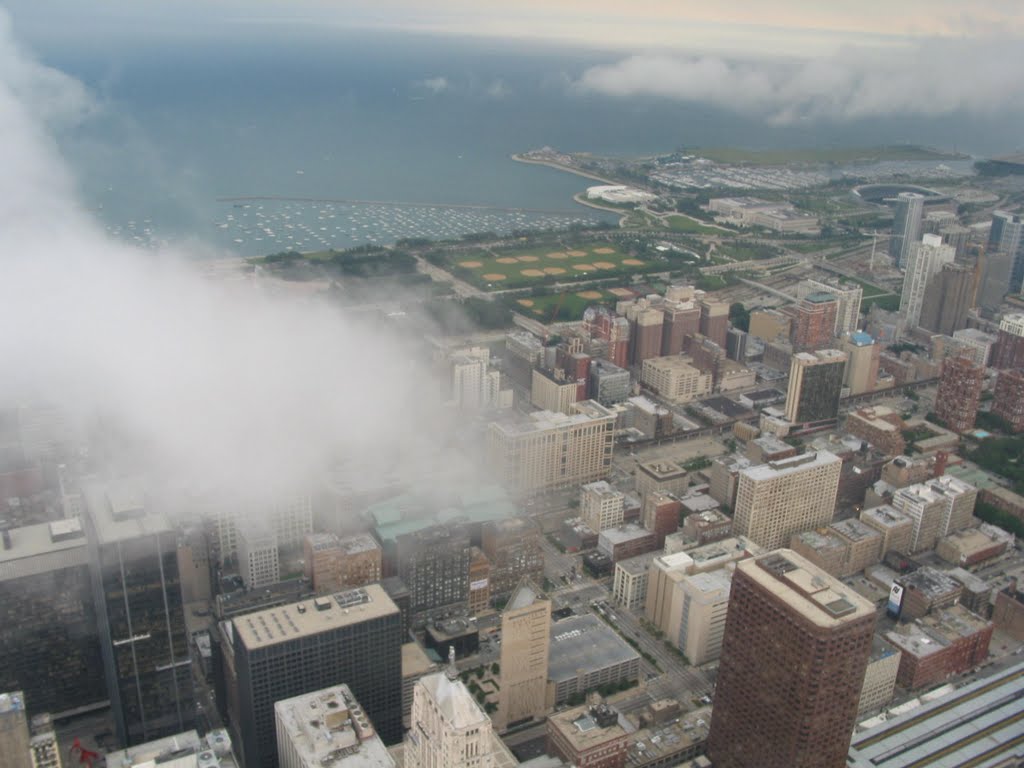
[
  {"left": 575, "top": 38, "right": 1024, "bottom": 122},
  {"left": 0, "top": 11, "right": 471, "bottom": 510}
]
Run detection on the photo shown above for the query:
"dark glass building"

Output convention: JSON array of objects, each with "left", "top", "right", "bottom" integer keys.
[
  {"left": 83, "top": 481, "right": 195, "bottom": 746},
  {"left": 0, "top": 519, "right": 105, "bottom": 716},
  {"left": 223, "top": 585, "right": 402, "bottom": 768},
  {"left": 784, "top": 350, "right": 847, "bottom": 425},
  {"left": 394, "top": 524, "right": 471, "bottom": 616}
]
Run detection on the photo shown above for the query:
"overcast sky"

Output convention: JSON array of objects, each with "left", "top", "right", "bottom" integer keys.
[{"left": 5, "top": 1, "right": 1022, "bottom": 55}]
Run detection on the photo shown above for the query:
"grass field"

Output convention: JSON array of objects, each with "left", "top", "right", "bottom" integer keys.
[
  {"left": 663, "top": 215, "right": 726, "bottom": 234},
  {"left": 449, "top": 241, "right": 653, "bottom": 291},
  {"left": 511, "top": 288, "right": 626, "bottom": 321}
]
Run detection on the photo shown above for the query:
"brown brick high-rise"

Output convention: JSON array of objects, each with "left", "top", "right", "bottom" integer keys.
[
  {"left": 993, "top": 368, "right": 1024, "bottom": 432},
  {"left": 934, "top": 354, "right": 984, "bottom": 433},
  {"left": 792, "top": 292, "right": 839, "bottom": 352},
  {"left": 707, "top": 550, "right": 876, "bottom": 768}
]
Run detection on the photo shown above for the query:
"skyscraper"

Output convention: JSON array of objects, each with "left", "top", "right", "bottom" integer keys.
[
  {"left": 798, "top": 279, "right": 863, "bottom": 336},
  {"left": 899, "top": 234, "right": 955, "bottom": 327},
  {"left": 699, "top": 299, "right": 730, "bottom": 349},
  {"left": 496, "top": 581, "right": 551, "bottom": 731},
  {"left": 918, "top": 262, "right": 975, "bottom": 335},
  {"left": 993, "top": 368, "right": 1024, "bottom": 432},
  {"left": 792, "top": 293, "right": 840, "bottom": 351},
  {"left": 450, "top": 347, "right": 502, "bottom": 411},
  {"left": 224, "top": 585, "right": 403, "bottom": 768},
  {"left": 784, "top": 350, "right": 847, "bottom": 425},
  {"left": 706, "top": 550, "right": 876, "bottom": 768},
  {"left": 989, "top": 211, "right": 1024, "bottom": 292},
  {"left": 83, "top": 481, "right": 195, "bottom": 747},
  {"left": 841, "top": 332, "right": 880, "bottom": 395},
  {"left": 889, "top": 192, "right": 925, "bottom": 269},
  {"left": 977, "top": 246, "right": 1014, "bottom": 314},
  {"left": 992, "top": 313, "right": 1024, "bottom": 370},
  {"left": 405, "top": 651, "right": 496, "bottom": 768},
  {"left": 933, "top": 354, "right": 984, "bottom": 433},
  {"left": 732, "top": 452, "right": 842, "bottom": 551}
]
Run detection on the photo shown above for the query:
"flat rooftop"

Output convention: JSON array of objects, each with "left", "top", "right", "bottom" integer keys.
[
  {"left": 861, "top": 505, "right": 912, "bottom": 529},
  {"left": 885, "top": 605, "right": 992, "bottom": 659},
  {"left": 401, "top": 641, "right": 435, "bottom": 679},
  {"left": 83, "top": 479, "right": 173, "bottom": 544},
  {"left": 599, "top": 524, "right": 654, "bottom": 546},
  {"left": 849, "top": 661, "right": 1024, "bottom": 767},
  {"left": 743, "top": 550, "right": 875, "bottom": 628},
  {"left": 830, "top": 518, "right": 882, "bottom": 543},
  {"left": 548, "top": 615, "right": 640, "bottom": 684},
  {"left": 0, "top": 518, "right": 87, "bottom": 573},
  {"left": 896, "top": 566, "right": 962, "bottom": 599},
  {"left": 232, "top": 584, "right": 398, "bottom": 650},
  {"left": 548, "top": 702, "right": 633, "bottom": 751},
  {"left": 615, "top": 552, "right": 658, "bottom": 577},
  {"left": 493, "top": 400, "right": 615, "bottom": 436},
  {"left": 105, "top": 729, "right": 238, "bottom": 768},
  {"left": 741, "top": 450, "right": 841, "bottom": 482},
  {"left": 637, "top": 460, "right": 686, "bottom": 480}
]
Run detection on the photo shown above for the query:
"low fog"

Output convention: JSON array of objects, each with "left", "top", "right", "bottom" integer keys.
[
  {"left": 0, "top": 13, "right": 474, "bottom": 510},
  {"left": 576, "top": 37, "right": 1024, "bottom": 123}
]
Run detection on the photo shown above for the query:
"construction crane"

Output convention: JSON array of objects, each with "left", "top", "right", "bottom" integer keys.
[{"left": 69, "top": 737, "right": 100, "bottom": 768}]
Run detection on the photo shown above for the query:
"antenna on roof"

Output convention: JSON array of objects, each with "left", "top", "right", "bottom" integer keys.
[{"left": 446, "top": 646, "right": 458, "bottom": 681}]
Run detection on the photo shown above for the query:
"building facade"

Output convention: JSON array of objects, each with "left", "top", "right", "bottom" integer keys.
[
  {"left": 706, "top": 551, "right": 876, "bottom": 768},
  {"left": 899, "top": 234, "right": 955, "bottom": 327},
  {"left": 933, "top": 354, "right": 984, "bottom": 433},
  {"left": 640, "top": 357, "right": 712, "bottom": 404},
  {"left": 580, "top": 481, "right": 625, "bottom": 533},
  {"left": 792, "top": 293, "right": 839, "bottom": 351},
  {"left": 993, "top": 368, "right": 1024, "bottom": 432},
  {"left": 496, "top": 582, "right": 551, "bottom": 730},
  {"left": 784, "top": 350, "right": 847, "bottom": 425},
  {"left": 889, "top": 192, "right": 925, "bottom": 270}
]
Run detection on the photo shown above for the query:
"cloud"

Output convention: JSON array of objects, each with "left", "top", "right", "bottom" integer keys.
[
  {"left": 0, "top": 10, "right": 474, "bottom": 510},
  {"left": 484, "top": 79, "right": 509, "bottom": 99},
  {"left": 419, "top": 76, "right": 450, "bottom": 94},
  {"left": 575, "top": 38, "right": 1024, "bottom": 122}
]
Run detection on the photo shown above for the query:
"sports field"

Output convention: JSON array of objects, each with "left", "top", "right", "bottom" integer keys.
[
  {"left": 513, "top": 286, "right": 635, "bottom": 321},
  {"left": 450, "top": 241, "right": 649, "bottom": 290}
]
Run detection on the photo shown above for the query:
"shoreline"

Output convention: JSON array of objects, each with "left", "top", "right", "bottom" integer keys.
[{"left": 511, "top": 154, "right": 620, "bottom": 186}]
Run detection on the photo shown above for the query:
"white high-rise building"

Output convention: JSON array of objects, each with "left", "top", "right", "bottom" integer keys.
[
  {"left": 405, "top": 651, "right": 496, "bottom": 768},
  {"left": 237, "top": 526, "right": 280, "bottom": 589},
  {"left": 890, "top": 475, "right": 977, "bottom": 553},
  {"left": 899, "top": 235, "right": 955, "bottom": 327},
  {"left": 580, "top": 480, "right": 625, "bottom": 532},
  {"left": 732, "top": 451, "right": 842, "bottom": 551},
  {"left": 209, "top": 493, "right": 314, "bottom": 564},
  {"left": 450, "top": 347, "right": 502, "bottom": 411}
]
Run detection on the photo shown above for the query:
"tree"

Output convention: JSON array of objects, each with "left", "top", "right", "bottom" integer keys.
[
  {"left": 491, "top": 662, "right": 500, "bottom": 675},
  {"left": 728, "top": 302, "right": 750, "bottom": 332}
]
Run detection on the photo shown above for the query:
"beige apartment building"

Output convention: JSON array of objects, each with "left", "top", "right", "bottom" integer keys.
[
  {"left": 676, "top": 569, "right": 733, "bottom": 665},
  {"left": 641, "top": 356, "right": 713, "bottom": 404},
  {"left": 732, "top": 451, "right": 842, "bottom": 551},
  {"left": 487, "top": 400, "right": 615, "bottom": 495},
  {"left": 612, "top": 553, "right": 657, "bottom": 611},
  {"left": 531, "top": 369, "right": 579, "bottom": 415},
  {"left": 580, "top": 480, "right": 625, "bottom": 532},
  {"left": 496, "top": 581, "right": 551, "bottom": 731}
]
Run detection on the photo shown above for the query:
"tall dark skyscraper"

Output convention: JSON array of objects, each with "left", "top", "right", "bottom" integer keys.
[
  {"left": 918, "top": 262, "right": 975, "bottom": 335},
  {"left": 223, "top": 585, "right": 403, "bottom": 768},
  {"left": 888, "top": 192, "right": 925, "bottom": 270},
  {"left": 784, "top": 350, "right": 847, "bottom": 425},
  {"left": 707, "top": 550, "right": 876, "bottom": 768},
  {"left": 989, "top": 211, "right": 1024, "bottom": 292},
  {"left": 83, "top": 481, "right": 195, "bottom": 747}
]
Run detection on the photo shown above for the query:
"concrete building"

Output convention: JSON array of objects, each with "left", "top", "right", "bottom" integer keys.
[
  {"left": 237, "top": 525, "right": 279, "bottom": 590},
  {"left": 532, "top": 369, "right": 580, "bottom": 416},
  {"left": 223, "top": 585, "right": 403, "bottom": 768},
  {"left": 662, "top": 303, "right": 702, "bottom": 357},
  {"left": 676, "top": 569, "right": 733, "bottom": 665},
  {"left": 497, "top": 581, "right": 551, "bottom": 731},
  {"left": 681, "top": 508, "right": 732, "bottom": 546},
  {"left": 845, "top": 406, "right": 905, "bottom": 455},
  {"left": 0, "top": 691, "right": 30, "bottom": 768},
  {"left": 936, "top": 525, "right": 1014, "bottom": 567},
  {"left": 547, "top": 616, "right": 640, "bottom": 707},
  {"left": 631, "top": 307, "right": 665, "bottom": 366},
  {"left": 641, "top": 491, "right": 681, "bottom": 549},
  {"left": 395, "top": 524, "right": 471, "bottom": 616},
  {"left": 699, "top": 299, "right": 729, "bottom": 349},
  {"left": 858, "top": 637, "right": 901, "bottom": 716},
  {"left": 919, "top": 263, "right": 975, "bottom": 335},
  {"left": 401, "top": 642, "right": 436, "bottom": 728},
  {"left": 829, "top": 519, "right": 883, "bottom": 575},
  {"left": 841, "top": 332, "right": 880, "bottom": 395},
  {"left": 890, "top": 475, "right": 977, "bottom": 553},
  {"left": 892, "top": 567, "right": 963, "bottom": 620},
  {"left": 732, "top": 451, "right": 842, "bottom": 551},
  {"left": 799, "top": 279, "right": 863, "bottom": 336},
  {"left": 933, "top": 354, "right": 984, "bottom": 433},
  {"left": 640, "top": 356, "right": 712, "bottom": 404},
  {"left": 706, "top": 551, "right": 876, "bottom": 768},
  {"left": 849, "top": 661, "right": 1024, "bottom": 767},
  {"left": 104, "top": 729, "right": 238, "bottom": 768},
  {"left": 405, "top": 653, "right": 497, "bottom": 768},
  {"left": 580, "top": 481, "right": 625, "bottom": 533},
  {"left": 993, "top": 583, "right": 1024, "bottom": 641},
  {"left": 487, "top": 401, "right": 615, "bottom": 495},
  {"left": 303, "top": 532, "right": 382, "bottom": 594},
  {"left": 885, "top": 605, "right": 993, "bottom": 690},
  {"left": 977, "top": 246, "right": 1015, "bottom": 314},
  {"left": 645, "top": 552, "right": 696, "bottom": 634},
  {"left": 583, "top": 308, "right": 630, "bottom": 369},
  {"left": 784, "top": 350, "right": 847, "bottom": 425},
  {"left": 612, "top": 553, "right": 657, "bottom": 611},
  {"left": 450, "top": 346, "right": 503, "bottom": 411},
  {"left": 708, "top": 453, "right": 752, "bottom": 509},
  {"left": 792, "top": 292, "right": 839, "bottom": 351},
  {"left": 634, "top": 461, "right": 688, "bottom": 503},
  {"left": 208, "top": 493, "right": 313, "bottom": 565},
  {"left": 790, "top": 529, "right": 849, "bottom": 578},
  {"left": 625, "top": 396, "right": 674, "bottom": 440},
  {"left": 725, "top": 327, "right": 747, "bottom": 362},
  {"left": 588, "top": 360, "right": 631, "bottom": 407},
  {"left": 82, "top": 481, "right": 195, "bottom": 747},
  {"left": 899, "top": 234, "right": 956, "bottom": 327},
  {"left": 597, "top": 525, "right": 657, "bottom": 563},
  {"left": 992, "top": 312, "right": 1024, "bottom": 370},
  {"left": 748, "top": 309, "right": 791, "bottom": 343},
  {"left": 275, "top": 684, "right": 394, "bottom": 768},
  {"left": 889, "top": 192, "right": 925, "bottom": 270},
  {"left": 0, "top": 519, "right": 105, "bottom": 717},
  {"left": 546, "top": 701, "right": 631, "bottom": 768},
  {"left": 989, "top": 210, "right": 1024, "bottom": 292},
  {"left": 480, "top": 519, "right": 544, "bottom": 602},
  {"left": 993, "top": 368, "right": 1024, "bottom": 431},
  {"left": 950, "top": 327, "right": 997, "bottom": 366}
]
